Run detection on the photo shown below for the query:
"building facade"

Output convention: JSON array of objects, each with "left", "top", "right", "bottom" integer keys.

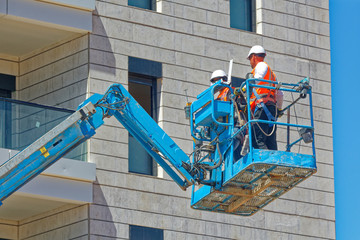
[{"left": 0, "top": 0, "right": 334, "bottom": 239}]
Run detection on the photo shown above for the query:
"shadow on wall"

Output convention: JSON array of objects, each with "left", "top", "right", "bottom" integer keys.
[
  {"left": 91, "top": 181, "right": 118, "bottom": 238},
  {"left": 91, "top": 8, "right": 117, "bottom": 83},
  {"left": 87, "top": 8, "right": 118, "bottom": 238}
]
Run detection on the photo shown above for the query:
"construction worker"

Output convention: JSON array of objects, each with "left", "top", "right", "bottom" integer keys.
[
  {"left": 247, "top": 45, "right": 277, "bottom": 150},
  {"left": 211, "top": 69, "right": 245, "bottom": 161},
  {"left": 210, "top": 70, "right": 230, "bottom": 101}
]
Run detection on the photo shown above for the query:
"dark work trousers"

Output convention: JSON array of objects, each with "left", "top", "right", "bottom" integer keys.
[{"left": 251, "top": 102, "right": 278, "bottom": 150}]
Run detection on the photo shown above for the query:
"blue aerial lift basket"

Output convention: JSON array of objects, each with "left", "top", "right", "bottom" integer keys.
[{"left": 190, "top": 78, "right": 317, "bottom": 216}]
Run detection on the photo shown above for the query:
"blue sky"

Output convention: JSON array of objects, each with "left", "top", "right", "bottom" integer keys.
[{"left": 330, "top": 0, "right": 360, "bottom": 239}]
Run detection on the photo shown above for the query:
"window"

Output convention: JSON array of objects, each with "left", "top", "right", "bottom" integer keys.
[
  {"left": 129, "top": 225, "right": 163, "bottom": 240},
  {"left": 128, "top": 75, "right": 157, "bottom": 175},
  {"left": 128, "top": 0, "right": 155, "bottom": 10},
  {"left": 231, "top": 76, "right": 246, "bottom": 88},
  {"left": 230, "top": 0, "right": 255, "bottom": 32},
  {"left": 0, "top": 74, "right": 15, "bottom": 149},
  {"left": 0, "top": 74, "right": 15, "bottom": 98},
  {"left": 128, "top": 57, "right": 162, "bottom": 176}
]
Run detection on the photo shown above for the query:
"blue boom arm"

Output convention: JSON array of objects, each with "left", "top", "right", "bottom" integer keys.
[
  {"left": 0, "top": 84, "right": 197, "bottom": 205},
  {"left": 81, "top": 84, "right": 196, "bottom": 188}
]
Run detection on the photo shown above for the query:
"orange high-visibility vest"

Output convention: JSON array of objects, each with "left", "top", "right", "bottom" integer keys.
[
  {"left": 250, "top": 62, "right": 276, "bottom": 111},
  {"left": 217, "top": 88, "right": 230, "bottom": 101}
]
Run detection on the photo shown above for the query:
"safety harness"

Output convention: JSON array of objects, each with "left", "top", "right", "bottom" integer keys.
[
  {"left": 253, "top": 90, "right": 276, "bottom": 127},
  {"left": 251, "top": 63, "right": 277, "bottom": 127}
]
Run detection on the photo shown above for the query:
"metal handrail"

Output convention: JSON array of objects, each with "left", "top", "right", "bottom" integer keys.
[
  {"left": 0, "top": 97, "right": 74, "bottom": 113},
  {"left": 242, "top": 78, "right": 315, "bottom": 157}
]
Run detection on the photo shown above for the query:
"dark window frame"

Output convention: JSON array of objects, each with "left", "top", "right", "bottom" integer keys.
[
  {"left": 129, "top": 225, "right": 164, "bottom": 240},
  {"left": 0, "top": 74, "right": 15, "bottom": 149},
  {"left": 128, "top": 0, "right": 156, "bottom": 11},
  {"left": 128, "top": 73, "right": 159, "bottom": 176},
  {"left": 231, "top": 76, "right": 246, "bottom": 88},
  {"left": 127, "top": 57, "right": 162, "bottom": 176},
  {"left": 230, "top": 0, "right": 256, "bottom": 32},
  {"left": 128, "top": 73, "right": 158, "bottom": 120}
]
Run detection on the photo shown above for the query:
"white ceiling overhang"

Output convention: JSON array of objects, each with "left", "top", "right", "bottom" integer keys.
[{"left": 0, "top": 0, "right": 95, "bottom": 57}]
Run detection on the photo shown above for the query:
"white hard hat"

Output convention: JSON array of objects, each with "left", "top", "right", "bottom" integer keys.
[
  {"left": 210, "top": 70, "right": 228, "bottom": 84},
  {"left": 247, "top": 45, "right": 266, "bottom": 59}
]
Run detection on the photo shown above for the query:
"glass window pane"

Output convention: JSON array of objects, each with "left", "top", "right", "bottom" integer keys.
[
  {"left": 128, "top": 0, "right": 152, "bottom": 10},
  {"left": 0, "top": 98, "right": 87, "bottom": 161},
  {"left": 0, "top": 100, "right": 12, "bottom": 149},
  {"left": 129, "top": 57, "right": 162, "bottom": 78},
  {"left": 130, "top": 225, "right": 163, "bottom": 240},
  {"left": 0, "top": 73, "right": 16, "bottom": 92},
  {"left": 128, "top": 134, "right": 153, "bottom": 175},
  {"left": 129, "top": 81, "right": 152, "bottom": 115},
  {"left": 231, "top": 76, "right": 246, "bottom": 88},
  {"left": 0, "top": 89, "right": 11, "bottom": 98},
  {"left": 128, "top": 75, "right": 157, "bottom": 176},
  {"left": 230, "top": 0, "right": 253, "bottom": 31}
]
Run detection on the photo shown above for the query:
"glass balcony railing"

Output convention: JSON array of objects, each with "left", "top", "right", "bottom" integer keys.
[{"left": 0, "top": 97, "right": 87, "bottom": 161}]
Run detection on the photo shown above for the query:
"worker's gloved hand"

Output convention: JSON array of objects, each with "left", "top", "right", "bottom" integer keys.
[{"left": 234, "top": 86, "right": 249, "bottom": 96}]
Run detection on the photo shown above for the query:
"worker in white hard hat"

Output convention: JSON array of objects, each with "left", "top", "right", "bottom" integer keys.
[
  {"left": 211, "top": 69, "right": 246, "bottom": 160},
  {"left": 247, "top": 45, "right": 278, "bottom": 150},
  {"left": 210, "top": 70, "right": 231, "bottom": 101},
  {"left": 210, "top": 70, "right": 228, "bottom": 85}
]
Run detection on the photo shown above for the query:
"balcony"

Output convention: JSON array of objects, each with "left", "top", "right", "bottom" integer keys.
[
  {"left": 0, "top": 98, "right": 95, "bottom": 221},
  {"left": 0, "top": 0, "right": 95, "bottom": 58}
]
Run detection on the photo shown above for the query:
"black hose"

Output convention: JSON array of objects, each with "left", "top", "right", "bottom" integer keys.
[{"left": 204, "top": 142, "right": 223, "bottom": 170}]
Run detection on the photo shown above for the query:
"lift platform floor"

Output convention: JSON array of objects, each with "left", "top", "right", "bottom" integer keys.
[{"left": 191, "top": 149, "right": 317, "bottom": 216}]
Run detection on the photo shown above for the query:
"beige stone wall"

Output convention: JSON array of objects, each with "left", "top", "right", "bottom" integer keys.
[
  {"left": 0, "top": 56, "right": 18, "bottom": 77},
  {"left": 0, "top": 204, "right": 89, "bottom": 240},
  {"left": 87, "top": 0, "right": 334, "bottom": 239},
  {"left": 18, "top": 204, "right": 89, "bottom": 239},
  {"left": 0, "top": 219, "right": 18, "bottom": 240},
  {"left": 17, "top": 35, "right": 89, "bottom": 110}
]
